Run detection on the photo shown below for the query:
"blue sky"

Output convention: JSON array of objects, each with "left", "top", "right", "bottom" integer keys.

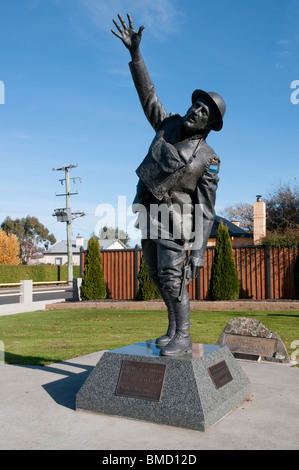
[{"left": 1, "top": 0, "right": 298, "bottom": 246}]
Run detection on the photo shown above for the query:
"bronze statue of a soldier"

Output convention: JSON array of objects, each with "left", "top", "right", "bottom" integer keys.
[{"left": 112, "top": 14, "right": 226, "bottom": 356}]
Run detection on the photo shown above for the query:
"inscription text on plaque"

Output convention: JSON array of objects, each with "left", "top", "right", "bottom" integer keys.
[
  {"left": 226, "top": 335, "right": 277, "bottom": 358},
  {"left": 208, "top": 360, "right": 233, "bottom": 390},
  {"left": 116, "top": 360, "right": 167, "bottom": 402}
]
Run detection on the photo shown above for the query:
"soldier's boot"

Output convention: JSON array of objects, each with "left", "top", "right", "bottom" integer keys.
[
  {"left": 156, "top": 291, "right": 176, "bottom": 346},
  {"left": 160, "top": 292, "right": 192, "bottom": 357}
]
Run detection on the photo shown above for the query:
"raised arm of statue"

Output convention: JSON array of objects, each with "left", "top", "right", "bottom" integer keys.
[{"left": 111, "top": 13, "right": 168, "bottom": 131}]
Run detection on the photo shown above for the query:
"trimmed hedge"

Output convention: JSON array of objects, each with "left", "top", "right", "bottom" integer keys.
[{"left": 0, "top": 265, "right": 80, "bottom": 284}]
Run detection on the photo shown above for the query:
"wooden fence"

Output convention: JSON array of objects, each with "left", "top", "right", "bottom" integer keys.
[{"left": 80, "top": 245, "right": 298, "bottom": 301}]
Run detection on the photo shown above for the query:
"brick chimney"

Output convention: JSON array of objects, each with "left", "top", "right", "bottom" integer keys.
[
  {"left": 253, "top": 195, "right": 266, "bottom": 244},
  {"left": 76, "top": 235, "right": 84, "bottom": 247}
]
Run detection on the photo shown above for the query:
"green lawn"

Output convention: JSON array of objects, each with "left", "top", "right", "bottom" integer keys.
[{"left": 0, "top": 308, "right": 298, "bottom": 365}]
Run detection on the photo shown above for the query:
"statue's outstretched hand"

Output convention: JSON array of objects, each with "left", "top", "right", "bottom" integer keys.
[{"left": 111, "top": 13, "right": 145, "bottom": 55}]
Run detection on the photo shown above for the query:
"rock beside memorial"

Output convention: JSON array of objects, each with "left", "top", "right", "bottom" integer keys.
[{"left": 217, "top": 317, "right": 290, "bottom": 363}]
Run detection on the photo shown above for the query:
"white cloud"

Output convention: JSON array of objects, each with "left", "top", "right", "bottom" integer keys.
[
  {"left": 77, "top": 0, "right": 186, "bottom": 40},
  {"left": 275, "top": 50, "right": 292, "bottom": 58},
  {"left": 277, "top": 39, "right": 291, "bottom": 46}
]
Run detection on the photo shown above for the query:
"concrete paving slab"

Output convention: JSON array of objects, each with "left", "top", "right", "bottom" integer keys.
[{"left": 0, "top": 352, "right": 298, "bottom": 450}]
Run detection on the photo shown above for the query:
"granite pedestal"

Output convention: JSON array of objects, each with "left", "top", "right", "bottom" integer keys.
[{"left": 76, "top": 341, "right": 251, "bottom": 432}]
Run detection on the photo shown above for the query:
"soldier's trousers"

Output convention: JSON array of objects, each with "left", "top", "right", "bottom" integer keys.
[{"left": 141, "top": 238, "right": 188, "bottom": 298}]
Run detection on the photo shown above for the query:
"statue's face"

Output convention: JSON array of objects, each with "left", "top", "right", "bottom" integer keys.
[{"left": 183, "top": 96, "right": 213, "bottom": 132}]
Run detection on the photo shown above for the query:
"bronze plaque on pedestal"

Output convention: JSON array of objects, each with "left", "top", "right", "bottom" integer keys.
[
  {"left": 226, "top": 334, "right": 277, "bottom": 357},
  {"left": 208, "top": 360, "right": 233, "bottom": 390},
  {"left": 116, "top": 360, "right": 167, "bottom": 402}
]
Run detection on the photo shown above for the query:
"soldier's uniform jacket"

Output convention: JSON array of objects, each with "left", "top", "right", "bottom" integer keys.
[{"left": 130, "top": 59, "right": 220, "bottom": 266}]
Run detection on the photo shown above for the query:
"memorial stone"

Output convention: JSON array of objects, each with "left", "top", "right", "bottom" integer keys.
[{"left": 217, "top": 317, "right": 290, "bottom": 363}]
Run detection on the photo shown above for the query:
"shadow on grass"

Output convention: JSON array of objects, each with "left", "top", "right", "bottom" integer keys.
[
  {"left": 5, "top": 351, "right": 60, "bottom": 366},
  {"left": 266, "top": 313, "right": 299, "bottom": 318}
]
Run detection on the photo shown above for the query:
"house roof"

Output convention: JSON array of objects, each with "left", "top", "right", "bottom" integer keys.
[
  {"left": 99, "top": 239, "right": 127, "bottom": 249},
  {"left": 210, "top": 216, "right": 252, "bottom": 238},
  {"left": 46, "top": 238, "right": 126, "bottom": 254}
]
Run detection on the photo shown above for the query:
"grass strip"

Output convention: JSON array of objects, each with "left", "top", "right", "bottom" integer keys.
[{"left": 0, "top": 308, "right": 298, "bottom": 365}]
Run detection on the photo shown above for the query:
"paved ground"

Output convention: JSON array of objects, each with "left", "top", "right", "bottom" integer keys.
[{"left": 0, "top": 351, "right": 298, "bottom": 450}]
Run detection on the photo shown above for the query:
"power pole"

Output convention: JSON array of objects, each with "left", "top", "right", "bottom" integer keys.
[{"left": 53, "top": 163, "right": 85, "bottom": 285}]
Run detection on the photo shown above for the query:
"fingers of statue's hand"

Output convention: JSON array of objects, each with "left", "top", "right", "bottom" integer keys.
[
  {"left": 111, "top": 28, "right": 122, "bottom": 40},
  {"left": 112, "top": 13, "right": 145, "bottom": 42},
  {"left": 127, "top": 13, "right": 146, "bottom": 36},
  {"left": 189, "top": 259, "right": 198, "bottom": 280},
  {"left": 138, "top": 25, "right": 146, "bottom": 36},
  {"left": 111, "top": 18, "right": 124, "bottom": 38},
  {"left": 192, "top": 266, "right": 199, "bottom": 280},
  {"left": 112, "top": 14, "right": 133, "bottom": 37},
  {"left": 118, "top": 14, "right": 129, "bottom": 31},
  {"left": 127, "top": 13, "right": 134, "bottom": 29},
  {"left": 184, "top": 263, "right": 193, "bottom": 283}
]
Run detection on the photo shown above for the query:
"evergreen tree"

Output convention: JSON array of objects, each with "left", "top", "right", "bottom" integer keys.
[
  {"left": 137, "top": 256, "right": 161, "bottom": 300},
  {"left": 80, "top": 236, "right": 106, "bottom": 300},
  {"left": 294, "top": 250, "right": 299, "bottom": 300},
  {"left": 210, "top": 220, "right": 240, "bottom": 300}
]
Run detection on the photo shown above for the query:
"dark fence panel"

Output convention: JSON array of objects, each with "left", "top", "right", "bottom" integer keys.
[{"left": 80, "top": 245, "right": 298, "bottom": 301}]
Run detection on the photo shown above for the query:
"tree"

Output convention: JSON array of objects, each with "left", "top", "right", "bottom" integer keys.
[
  {"left": 80, "top": 236, "right": 106, "bottom": 300},
  {"left": 210, "top": 220, "right": 239, "bottom": 300},
  {"left": 219, "top": 203, "right": 253, "bottom": 231},
  {"left": 99, "top": 225, "right": 130, "bottom": 247},
  {"left": 264, "top": 181, "right": 299, "bottom": 231},
  {"left": 261, "top": 182, "right": 299, "bottom": 246},
  {"left": 137, "top": 256, "right": 161, "bottom": 300},
  {"left": 0, "top": 229, "right": 20, "bottom": 265},
  {"left": 1, "top": 216, "right": 56, "bottom": 264}
]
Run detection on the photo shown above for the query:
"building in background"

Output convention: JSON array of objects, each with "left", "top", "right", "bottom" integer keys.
[
  {"left": 209, "top": 195, "right": 267, "bottom": 246},
  {"left": 30, "top": 235, "right": 126, "bottom": 266},
  {"left": 208, "top": 216, "right": 253, "bottom": 246}
]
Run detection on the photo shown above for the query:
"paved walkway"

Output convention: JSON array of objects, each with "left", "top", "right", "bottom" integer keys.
[{"left": 0, "top": 352, "right": 298, "bottom": 450}]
